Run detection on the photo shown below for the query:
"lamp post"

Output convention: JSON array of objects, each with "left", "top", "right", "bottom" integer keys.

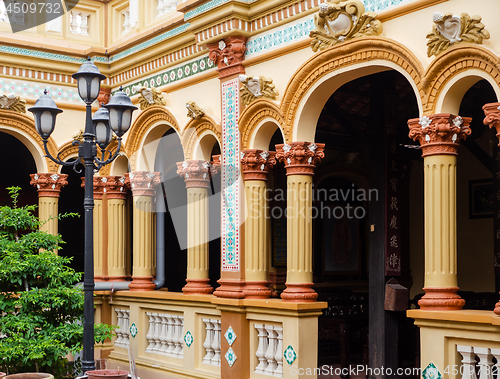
[{"left": 28, "top": 58, "right": 137, "bottom": 373}]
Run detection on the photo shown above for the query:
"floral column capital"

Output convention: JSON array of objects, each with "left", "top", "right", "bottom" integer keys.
[
  {"left": 30, "top": 173, "right": 68, "bottom": 197},
  {"left": 177, "top": 160, "right": 218, "bottom": 189},
  {"left": 101, "top": 176, "right": 128, "bottom": 200},
  {"left": 483, "top": 102, "right": 500, "bottom": 145},
  {"left": 208, "top": 36, "right": 248, "bottom": 79},
  {"left": 240, "top": 149, "right": 276, "bottom": 181},
  {"left": 125, "top": 171, "right": 161, "bottom": 197},
  {"left": 408, "top": 113, "right": 472, "bottom": 157},
  {"left": 81, "top": 176, "right": 106, "bottom": 200},
  {"left": 275, "top": 142, "right": 325, "bottom": 175}
]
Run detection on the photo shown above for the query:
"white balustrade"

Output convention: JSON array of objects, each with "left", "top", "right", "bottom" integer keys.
[
  {"left": 145, "top": 312, "right": 156, "bottom": 352},
  {"left": 254, "top": 324, "right": 283, "bottom": 377},
  {"left": 475, "top": 347, "right": 494, "bottom": 379},
  {"left": 69, "top": 11, "right": 89, "bottom": 36},
  {"left": 456, "top": 345, "right": 500, "bottom": 379},
  {"left": 114, "top": 308, "right": 130, "bottom": 347},
  {"left": 122, "top": 10, "right": 130, "bottom": 34},
  {"left": 144, "top": 312, "right": 184, "bottom": 358},
  {"left": 212, "top": 319, "right": 221, "bottom": 366},
  {"left": 202, "top": 319, "right": 215, "bottom": 364}
]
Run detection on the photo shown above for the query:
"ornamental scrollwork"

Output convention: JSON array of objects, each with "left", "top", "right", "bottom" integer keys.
[
  {"left": 239, "top": 75, "right": 279, "bottom": 106},
  {"left": 132, "top": 85, "right": 166, "bottom": 110},
  {"left": 186, "top": 102, "right": 205, "bottom": 120},
  {"left": 309, "top": 0, "right": 382, "bottom": 52},
  {"left": 0, "top": 93, "right": 26, "bottom": 113},
  {"left": 426, "top": 12, "right": 490, "bottom": 57}
]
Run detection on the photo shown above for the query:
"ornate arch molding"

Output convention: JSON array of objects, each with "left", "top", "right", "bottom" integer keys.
[
  {"left": 423, "top": 45, "right": 500, "bottom": 114},
  {"left": 125, "top": 105, "right": 181, "bottom": 159},
  {"left": 182, "top": 115, "right": 221, "bottom": 160},
  {"left": 280, "top": 37, "right": 425, "bottom": 137},
  {"left": 0, "top": 110, "right": 58, "bottom": 172},
  {"left": 239, "top": 98, "right": 286, "bottom": 149}
]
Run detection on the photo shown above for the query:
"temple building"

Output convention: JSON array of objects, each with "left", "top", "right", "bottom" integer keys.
[{"left": 1, "top": 0, "right": 500, "bottom": 377}]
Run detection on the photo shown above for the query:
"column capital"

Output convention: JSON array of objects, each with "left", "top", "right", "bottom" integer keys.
[
  {"left": 208, "top": 36, "right": 247, "bottom": 79},
  {"left": 241, "top": 149, "right": 276, "bottom": 181},
  {"left": 101, "top": 176, "right": 128, "bottom": 200},
  {"left": 81, "top": 176, "right": 106, "bottom": 200},
  {"left": 483, "top": 102, "right": 500, "bottom": 144},
  {"left": 30, "top": 173, "right": 68, "bottom": 197},
  {"left": 275, "top": 142, "right": 325, "bottom": 175},
  {"left": 176, "top": 160, "right": 218, "bottom": 189},
  {"left": 408, "top": 113, "right": 471, "bottom": 157},
  {"left": 125, "top": 171, "right": 161, "bottom": 197}
]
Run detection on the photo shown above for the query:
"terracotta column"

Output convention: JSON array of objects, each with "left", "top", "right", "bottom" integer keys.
[
  {"left": 408, "top": 113, "right": 471, "bottom": 310},
  {"left": 483, "top": 103, "right": 500, "bottom": 315},
  {"left": 102, "top": 176, "right": 128, "bottom": 281},
  {"left": 275, "top": 142, "right": 325, "bottom": 302},
  {"left": 82, "top": 177, "right": 105, "bottom": 281},
  {"left": 240, "top": 150, "right": 276, "bottom": 299},
  {"left": 125, "top": 171, "right": 161, "bottom": 291},
  {"left": 30, "top": 173, "right": 68, "bottom": 237},
  {"left": 177, "top": 160, "right": 219, "bottom": 294}
]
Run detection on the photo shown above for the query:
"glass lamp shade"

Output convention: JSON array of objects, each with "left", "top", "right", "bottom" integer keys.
[
  {"left": 72, "top": 58, "right": 106, "bottom": 103},
  {"left": 92, "top": 106, "right": 112, "bottom": 149},
  {"left": 27, "top": 91, "right": 63, "bottom": 139},
  {"left": 105, "top": 88, "right": 137, "bottom": 137}
]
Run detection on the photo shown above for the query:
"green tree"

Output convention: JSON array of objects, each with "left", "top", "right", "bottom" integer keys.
[{"left": 0, "top": 187, "right": 114, "bottom": 377}]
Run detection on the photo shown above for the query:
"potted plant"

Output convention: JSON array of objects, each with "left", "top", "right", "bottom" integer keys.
[{"left": 0, "top": 187, "right": 115, "bottom": 378}]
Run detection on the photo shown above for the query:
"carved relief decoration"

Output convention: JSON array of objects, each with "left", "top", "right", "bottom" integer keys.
[
  {"left": 309, "top": 0, "right": 382, "bottom": 52},
  {"left": 73, "top": 129, "right": 84, "bottom": 143},
  {"left": 30, "top": 173, "right": 68, "bottom": 197},
  {"left": 240, "top": 150, "right": 277, "bottom": 181},
  {"left": 426, "top": 12, "right": 490, "bottom": 57},
  {"left": 102, "top": 175, "right": 128, "bottom": 199},
  {"left": 176, "top": 160, "right": 219, "bottom": 188},
  {"left": 208, "top": 36, "right": 248, "bottom": 79},
  {"left": 275, "top": 142, "right": 325, "bottom": 175},
  {"left": 483, "top": 103, "right": 500, "bottom": 145},
  {"left": 186, "top": 101, "right": 205, "bottom": 120},
  {"left": 125, "top": 171, "right": 161, "bottom": 197},
  {"left": 408, "top": 113, "right": 471, "bottom": 157},
  {"left": 0, "top": 93, "right": 26, "bottom": 113},
  {"left": 239, "top": 75, "right": 279, "bottom": 106},
  {"left": 132, "top": 85, "right": 166, "bottom": 110}
]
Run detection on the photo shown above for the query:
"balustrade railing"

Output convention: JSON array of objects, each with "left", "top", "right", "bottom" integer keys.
[
  {"left": 254, "top": 324, "right": 283, "bottom": 377},
  {"left": 114, "top": 308, "right": 130, "bottom": 347},
  {"left": 145, "top": 312, "right": 184, "bottom": 358},
  {"left": 202, "top": 318, "right": 221, "bottom": 366}
]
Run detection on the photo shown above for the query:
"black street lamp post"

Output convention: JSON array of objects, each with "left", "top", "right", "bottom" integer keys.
[{"left": 28, "top": 58, "right": 137, "bottom": 373}]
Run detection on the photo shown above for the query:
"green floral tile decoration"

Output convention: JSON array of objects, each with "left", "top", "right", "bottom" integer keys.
[
  {"left": 422, "top": 363, "right": 442, "bottom": 379},
  {"left": 130, "top": 323, "right": 138, "bottom": 338},
  {"left": 224, "top": 326, "right": 236, "bottom": 346},
  {"left": 225, "top": 347, "right": 237, "bottom": 367},
  {"left": 184, "top": 331, "right": 194, "bottom": 347},
  {"left": 284, "top": 345, "right": 297, "bottom": 365}
]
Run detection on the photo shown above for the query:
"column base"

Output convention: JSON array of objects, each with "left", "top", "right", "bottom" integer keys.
[
  {"left": 281, "top": 282, "right": 318, "bottom": 302},
  {"left": 95, "top": 276, "right": 106, "bottom": 282},
  {"left": 128, "top": 276, "right": 156, "bottom": 291},
  {"left": 213, "top": 279, "right": 246, "bottom": 299},
  {"left": 243, "top": 281, "right": 272, "bottom": 299},
  {"left": 106, "top": 276, "right": 128, "bottom": 282},
  {"left": 182, "top": 279, "right": 213, "bottom": 294},
  {"left": 418, "top": 287, "right": 465, "bottom": 310}
]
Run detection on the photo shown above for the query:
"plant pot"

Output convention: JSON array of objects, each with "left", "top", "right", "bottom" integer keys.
[
  {"left": 86, "top": 370, "right": 128, "bottom": 379},
  {"left": 5, "top": 374, "right": 54, "bottom": 379}
]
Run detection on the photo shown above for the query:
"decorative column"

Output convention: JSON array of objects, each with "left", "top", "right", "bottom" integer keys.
[
  {"left": 102, "top": 176, "right": 128, "bottom": 281},
  {"left": 30, "top": 173, "right": 68, "bottom": 237},
  {"left": 176, "top": 160, "right": 218, "bottom": 294},
  {"left": 408, "top": 113, "right": 471, "bottom": 310},
  {"left": 483, "top": 103, "right": 500, "bottom": 314},
  {"left": 275, "top": 142, "right": 325, "bottom": 302},
  {"left": 125, "top": 171, "right": 161, "bottom": 291},
  {"left": 240, "top": 150, "right": 276, "bottom": 299}
]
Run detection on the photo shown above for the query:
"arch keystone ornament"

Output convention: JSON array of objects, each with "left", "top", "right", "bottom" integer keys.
[
  {"left": 408, "top": 114, "right": 471, "bottom": 310},
  {"left": 309, "top": 0, "right": 382, "bottom": 52},
  {"left": 239, "top": 75, "right": 279, "bottom": 106},
  {"left": 186, "top": 101, "right": 205, "bottom": 120},
  {"left": 132, "top": 86, "right": 166, "bottom": 110},
  {"left": 0, "top": 93, "right": 26, "bottom": 113}
]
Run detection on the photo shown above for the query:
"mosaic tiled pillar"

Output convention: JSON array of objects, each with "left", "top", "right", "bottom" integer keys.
[
  {"left": 177, "top": 160, "right": 219, "bottom": 294},
  {"left": 408, "top": 114, "right": 471, "bottom": 310},
  {"left": 240, "top": 149, "right": 276, "bottom": 299},
  {"left": 102, "top": 176, "right": 128, "bottom": 281},
  {"left": 30, "top": 173, "right": 68, "bottom": 238},
  {"left": 125, "top": 171, "right": 161, "bottom": 291},
  {"left": 276, "top": 142, "right": 325, "bottom": 302},
  {"left": 208, "top": 36, "right": 248, "bottom": 299}
]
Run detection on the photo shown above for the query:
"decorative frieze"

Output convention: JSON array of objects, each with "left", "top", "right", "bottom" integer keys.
[
  {"left": 240, "top": 150, "right": 276, "bottom": 181},
  {"left": 186, "top": 101, "right": 205, "bottom": 119},
  {"left": 0, "top": 93, "right": 26, "bottom": 113},
  {"left": 239, "top": 75, "right": 279, "bottom": 106},
  {"left": 132, "top": 86, "right": 166, "bottom": 110},
  {"left": 30, "top": 173, "right": 68, "bottom": 197},
  {"left": 427, "top": 12, "right": 489, "bottom": 57},
  {"left": 408, "top": 114, "right": 472, "bottom": 157},
  {"left": 208, "top": 36, "right": 247, "bottom": 78},
  {"left": 309, "top": 0, "right": 382, "bottom": 52},
  {"left": 275, "top": 142, "right": 325, "bottom": 175}
]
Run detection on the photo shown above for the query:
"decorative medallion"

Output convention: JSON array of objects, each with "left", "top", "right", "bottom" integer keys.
[
  {"left": 422, "top": 363, "right": 442, "bottom": 379},
  {"left": 0, "top": 93, "right": 26, "bottom": 113},
  {"left": 186, "top": 101, "right": 205, "bottom": 119},
  {"left": 224, "top": 326, "right": 236, "bottom": 346},
  {"left": 239, "top": 75, "right": 279, "bottom": 106},
  {"left": 225, "top": 347, "right": 237, "bottom": 367},
  {"left": 283, "top": 345, "right": 297, "bottom": 365},
  {"left": 426, "top": 12, "right": 489, "bottom": 57},
  {"left": 131, "top": 85, "right": 166, "bottom": 110},
  {"left": 309, "top": 0, "right": 382, "bottom": 52},
  {"left": 129, "top": 323, "right": 138, "bottom": 338},
  {"left": 184, "top": 331, "right": 194, "bottom": 347}
]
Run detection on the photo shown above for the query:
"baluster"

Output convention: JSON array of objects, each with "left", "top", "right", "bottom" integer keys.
[
  {"left": 166, "top": 315, "right": 176, "bottom": 356},
  {"left": 156, "top": 0, "right": 165, "bottom": 17},
  {"left": 145, "top": 312, "right": 155, "bottom": 352},
  {"left": 114, "top": 309, "right": 124, "bottom": 345},
  {"left": 265, "top": 326, "right": 278, "bottom": 375},
  {"left": 475, "top": 347, "right": 494, "bottom": 379},
  {"left": 255, "top": 324, "right": 269, "bottom": 373},
  {"left": 154, "top": 313, "right": 163, "bottom": 352},
  {"left": 122, "top": 10, "right": 130, "bottom": 34},
  {"left": 70, "top": 11, "right": 79, "bottom": 33},
  {"left": 274, "top": 326, "right": 283, "bottom": 377},
  {"left": 173, "top": 316, "right": 183, "bottom": 357},
  {"left": 80, "top": 13, "right": 89, "bottom": 36},
  {"left": 211, "top": 319, "right": 221, "bottom": 366},
  {"left": 123, "top": 310, "right": 130, "bottom": 345},
  {"left": 457, "top": 345, "right": 478, "bottom": 379},
  {"left": 203, "top": 319, "right": 214, "bottom": 364},
  {"left": 159, "top": 314, "right": 168, "bottom": 354},
  {"left": 178, "top": 317, "right": 184, "bottom": 358}
]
